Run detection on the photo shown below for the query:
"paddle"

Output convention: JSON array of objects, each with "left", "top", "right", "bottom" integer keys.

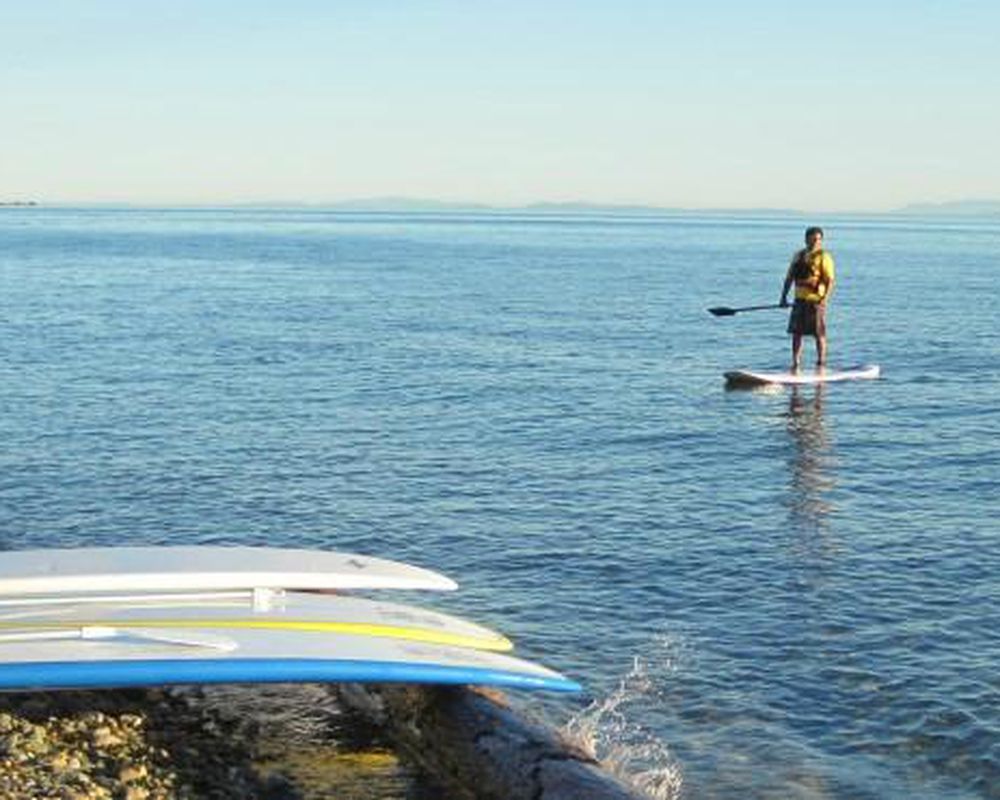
[{"left": 707, "top": 303, "right": 784, "bottom": 317}]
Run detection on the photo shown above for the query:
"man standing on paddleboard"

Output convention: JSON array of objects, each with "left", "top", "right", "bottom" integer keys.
[{"left": 780, "top": 226, "right": 835, "bottom": 370}]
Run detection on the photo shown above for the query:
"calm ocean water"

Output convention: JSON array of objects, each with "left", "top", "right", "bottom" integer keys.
[{"left": 1, "top": 208, "right": 997, "bottom": 798}]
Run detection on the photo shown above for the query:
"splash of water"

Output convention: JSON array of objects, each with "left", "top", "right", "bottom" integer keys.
[{"left": 562, "top": 644, "right": 684, "bottom": 800}]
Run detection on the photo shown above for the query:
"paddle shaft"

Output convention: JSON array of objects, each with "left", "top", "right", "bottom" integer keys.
[{"left": 708, "top": 303, "right": 784, "bottom": 317}]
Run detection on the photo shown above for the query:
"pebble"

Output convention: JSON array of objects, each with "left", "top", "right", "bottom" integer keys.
[
  {"left": 0, "top": 686, "right": 425, "bottom": 800},
  {"left": 0, "top": 690, "right": 269, "bottom": 799}
]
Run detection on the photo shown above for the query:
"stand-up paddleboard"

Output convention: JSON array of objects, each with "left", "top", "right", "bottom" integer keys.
[
  {"left": 0, "top": 591, "right": 512, "bottom": 652},
  {"left": 0, "top": 546, "right": 457, "bottom": 596},
  {"left": 725, "top": 364, "right": 880, "bottom": 388},
  {"left": 0, "top": 627, "right": 580, "bottom": 693}
]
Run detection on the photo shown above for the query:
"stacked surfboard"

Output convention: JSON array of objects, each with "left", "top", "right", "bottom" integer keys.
[{"left": 0, "top": 546, "right": 579, "bottom": 693}]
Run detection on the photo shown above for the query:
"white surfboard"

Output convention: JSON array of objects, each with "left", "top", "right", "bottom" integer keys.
[
  {"left": 0, "top": 626, "right": 580, "bottom": 693},
  {"left": 0, "top": 591, "right": 512, "bottom": 652},
  {"left": 0, "top": 546, "right": 457, "bottom": 596},
  {"left": 725, "top": 364, "right": 880, "bottom": 387}
]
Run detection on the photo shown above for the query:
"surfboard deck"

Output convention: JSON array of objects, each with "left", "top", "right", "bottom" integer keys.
[
  {"left": 724, "top": 364, "right": 880, "bottom": 387},
  {"left": 0, "top": 590, "right": 512, "bottom": 652},
  {"left": 0, "top": 627, "right": 580, "bottom": 693},
  {"left": 0, "top": 546, "right": 457, "bottom": 596}
]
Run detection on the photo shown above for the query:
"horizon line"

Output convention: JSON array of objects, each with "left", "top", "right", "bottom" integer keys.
[{"left": 5, "top": 197, "right": 1000, "bottom": 217}]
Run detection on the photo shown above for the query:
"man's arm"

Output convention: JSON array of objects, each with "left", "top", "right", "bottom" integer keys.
[
  {"left": 780, "top": 256, "right": 796, "bottom": 306},
  {"left": 820, "top": 255, "right": 835, "bottom": 305}
]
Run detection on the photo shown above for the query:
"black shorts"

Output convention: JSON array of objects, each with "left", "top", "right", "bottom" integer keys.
[{"left": 787, "top": 300, "right": 826, "bottom": 336}]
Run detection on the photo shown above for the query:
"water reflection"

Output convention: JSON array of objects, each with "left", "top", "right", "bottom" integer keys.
[{"left": 784, "top": 385, "right": 837, "bottom": 532}]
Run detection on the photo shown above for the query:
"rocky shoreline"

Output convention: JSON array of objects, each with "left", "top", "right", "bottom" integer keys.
[{"left": 0, "top": 686, "right": 434, "bottom": 800}]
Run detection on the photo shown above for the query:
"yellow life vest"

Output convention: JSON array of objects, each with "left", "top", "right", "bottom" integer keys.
[{"left": 793, "top": 249, "right": 835, "bottom": 303}]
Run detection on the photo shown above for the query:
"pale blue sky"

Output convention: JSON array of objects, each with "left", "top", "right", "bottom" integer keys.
[{"left": 2, "top": 0, "right": 998, "bottom": 210}]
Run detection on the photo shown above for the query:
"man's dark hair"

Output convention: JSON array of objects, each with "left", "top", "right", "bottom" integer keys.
[{"left": 805, "top": 226, "right": 824, "bottom": 239}]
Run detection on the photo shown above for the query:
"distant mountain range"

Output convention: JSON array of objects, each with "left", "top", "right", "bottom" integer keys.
[
  {"left": 317, "top": 197, "right": 1000, "bottom": 217},
  {"left": 892, "top": 199, "right": 1000, "bottom": 216},
  {"left": 318, "top": 198, "right": 803, "bottom": 216},
  {"left": 11, "top": 197, "right": 1000, "bottom": 216}
]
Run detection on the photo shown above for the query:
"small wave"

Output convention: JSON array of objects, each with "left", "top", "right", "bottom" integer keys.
[{"left": 562, "top": 643, "right": 684, "bottom": 800}]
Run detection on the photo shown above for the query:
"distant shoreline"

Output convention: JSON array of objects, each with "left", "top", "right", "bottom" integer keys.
[{"left": 6, "top": 198, "right": 1000, "bottom": 217}]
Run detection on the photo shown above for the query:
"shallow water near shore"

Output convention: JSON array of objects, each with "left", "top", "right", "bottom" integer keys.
[{"left": 1, "top": 208, "right": 998, "bottom": 798}]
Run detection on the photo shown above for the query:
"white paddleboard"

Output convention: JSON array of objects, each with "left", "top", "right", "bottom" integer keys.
[
  {"left": 725, "top": 364, "right": 880, "bottom": 387},
  {"left": 0, "top": 627, "right": 579, "bottom": 693},
  {"left": 0, "top": 590, "right": 512, "bottom": 652},
  {"left": 0, "top": 546, "right": 457, "bottom": 596}
]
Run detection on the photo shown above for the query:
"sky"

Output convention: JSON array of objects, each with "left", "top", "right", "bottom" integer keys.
[{"left": 1, "top": 0, "right": 998, "bottom": 211}]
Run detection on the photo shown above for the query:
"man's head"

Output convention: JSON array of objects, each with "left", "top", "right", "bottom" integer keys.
[{"left": 805, "top": 226, "right": 824, "bottom": 248}]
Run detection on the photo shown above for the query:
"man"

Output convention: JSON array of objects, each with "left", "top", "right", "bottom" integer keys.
[{"left": 780, "top": 226, "right": 835, "bottom": 370}]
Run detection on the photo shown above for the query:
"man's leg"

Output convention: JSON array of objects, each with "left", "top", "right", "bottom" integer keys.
[
  {"left": 815, "top": 304, "right": 827, "bottom": 367},
  {"left": 792, "top": 334, "right": 803, "bottom": 371},
  {"left": 816, "top": 334, "right": 827, "bottom": 367}
]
